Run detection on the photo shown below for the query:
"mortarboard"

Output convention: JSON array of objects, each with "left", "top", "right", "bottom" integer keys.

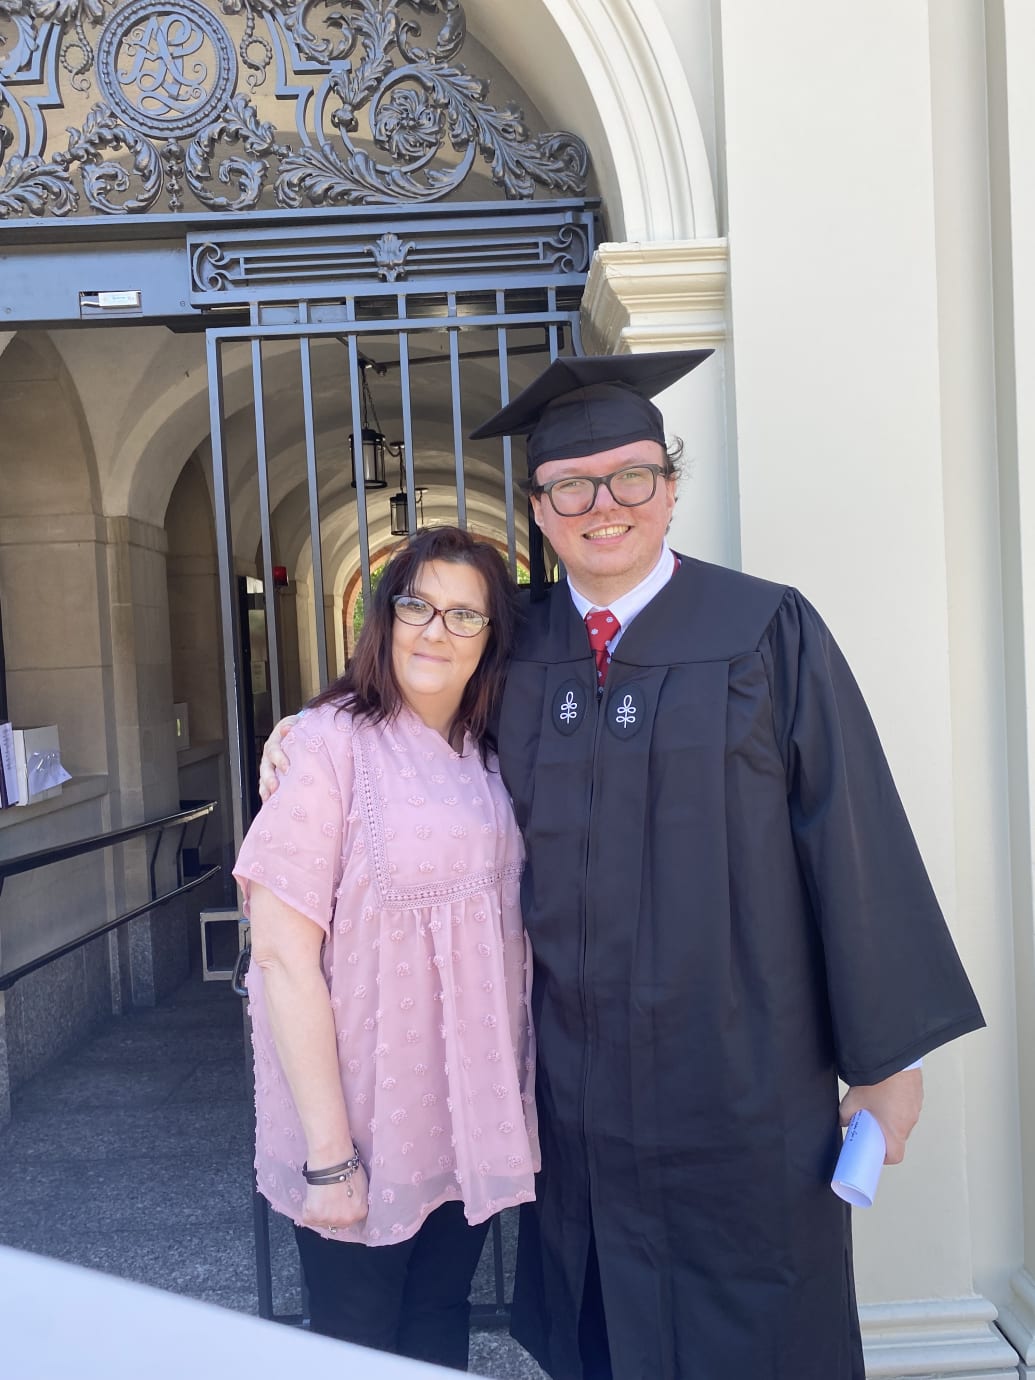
[{"left": 469, "top": 349, "right": 713, "bottom": 474}]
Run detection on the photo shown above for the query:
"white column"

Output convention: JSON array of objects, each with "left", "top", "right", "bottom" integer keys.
[
  {"left": 581, "top": 239, "right": 735, "bottom": 567},
  {"left": 986, "top": 1, "right": 1035, "bottom": 1375},
  {"left": 718, "top": 1, "right": 1016, "bottom": 1374}
]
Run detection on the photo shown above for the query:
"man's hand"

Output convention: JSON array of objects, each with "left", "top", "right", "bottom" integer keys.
[
  {"left": 839, "top": 1067, "right": 923, "bottom": 1165},
  {"left": 258, "top": 714, "right": 300, "bottom": 802}
]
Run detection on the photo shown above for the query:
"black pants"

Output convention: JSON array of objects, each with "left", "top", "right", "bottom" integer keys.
[{"left": 294, "top": 1201, "right": 492, "bottom": 1371}]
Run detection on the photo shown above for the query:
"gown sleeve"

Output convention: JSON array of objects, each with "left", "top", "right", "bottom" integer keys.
[
  {"left": 760, "top": 588, "right": 984, "bottom": 1086},
  {"left": 232, "top": 708, "right": 350, "bottom": 936}
]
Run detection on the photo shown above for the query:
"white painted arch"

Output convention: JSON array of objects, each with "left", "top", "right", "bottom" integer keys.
[{"left": 466, "top": 0, "right": 716, "bottom": 241}]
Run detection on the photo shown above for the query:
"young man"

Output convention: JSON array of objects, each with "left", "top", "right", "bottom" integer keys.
[{"left": 262, "top": 351, "right": 983, "bottom": 1380}]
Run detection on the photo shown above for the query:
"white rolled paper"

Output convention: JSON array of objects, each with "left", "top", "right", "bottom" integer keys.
[{"left": 831, "top": 1109, "right": 886, "bottom": 1208}]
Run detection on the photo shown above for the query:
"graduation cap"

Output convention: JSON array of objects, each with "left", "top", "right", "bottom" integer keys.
[{"left": 469, "top": 349, "right": 713, "bottom": 474}]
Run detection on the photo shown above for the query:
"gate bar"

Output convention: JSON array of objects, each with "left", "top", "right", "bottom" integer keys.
[
  {"left": 250, "top": 327, "right": 284, "bottom": 724},
  {"left": 495, "top": 303, "right": 517, "bottom": 575},
  {"left": 207, "top": 333, "right": 248, "bottom": 853},
  {"left": 396, "top": 302, "right": 418, "bottom": 537},
  {"left": 207, "top": 307, "right": 578, "bottom": 345},
  {"left": 447, "top": 294, "right": 466, "bottom": 529},
  {"left": 298, "top": 305, "right": 330, "bottom": 688},
  {"left": 346, "top": 327, "right": 374, "bottom": 612}
]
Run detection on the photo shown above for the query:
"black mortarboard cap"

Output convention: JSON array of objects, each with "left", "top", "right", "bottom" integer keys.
[{"left": 469, "top": 349, "right": 713, "bottom": 473}]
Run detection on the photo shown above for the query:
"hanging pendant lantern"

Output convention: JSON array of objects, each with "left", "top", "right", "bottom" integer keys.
[
  {"left": 349, "top": 361, "right": 389, "bottom": 489},
  {"left": 389, "top": 448, "right": 425, "bottom": 535},
  {"left": 349, "top": 426, "right": 388, "bottom": 489}
]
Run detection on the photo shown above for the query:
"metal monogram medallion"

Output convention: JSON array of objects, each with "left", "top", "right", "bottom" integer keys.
[
  {"left": 96, "top": 0, "right": 238, "bottom": 140},
  {"left": 552, "top": 680, "right": 587, "bottom": 736}
]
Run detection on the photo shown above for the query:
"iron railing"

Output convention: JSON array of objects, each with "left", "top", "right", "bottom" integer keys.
[{"left": 0, "top": 799, "right": 220, "bottom": 992}]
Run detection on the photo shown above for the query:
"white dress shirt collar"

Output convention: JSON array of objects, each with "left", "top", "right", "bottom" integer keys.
[{"left": 568, "top": 544, "right": 676, "bottom": 649}]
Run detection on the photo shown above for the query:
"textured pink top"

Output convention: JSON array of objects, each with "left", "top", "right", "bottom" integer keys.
[{"left": 233, "top": 701, "right": 539, "bottom": 1245}]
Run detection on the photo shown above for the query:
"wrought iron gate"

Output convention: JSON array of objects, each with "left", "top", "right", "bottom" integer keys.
[
  {"left": 208, "top": 235, "right": 590, "bottom": 844},
  {"left": 207, "top": 226, "right": 593, "bottom": 1320}
]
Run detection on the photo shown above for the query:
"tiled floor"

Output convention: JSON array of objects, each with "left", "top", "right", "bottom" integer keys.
[{"left": 0, "top": 971, "right": 544, "bottom": 1378}]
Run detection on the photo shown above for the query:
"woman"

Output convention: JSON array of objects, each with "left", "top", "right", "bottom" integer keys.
[{"left": 234, "top": 526, "right": 538, "bottom": 1371}]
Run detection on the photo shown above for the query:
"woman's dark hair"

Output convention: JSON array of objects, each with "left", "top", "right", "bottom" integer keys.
[{"left": 309, "top": 526, "right": 520, "bottom": 763}]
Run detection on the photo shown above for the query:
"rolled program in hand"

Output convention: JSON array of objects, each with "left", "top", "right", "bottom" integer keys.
[{"left": 831, "top": 1109, "right": 886, "bottom": 1208}]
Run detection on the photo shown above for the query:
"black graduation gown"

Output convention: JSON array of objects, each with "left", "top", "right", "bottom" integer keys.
[{"left": 495, "top": 555, "right": 984, "bottom": 1380}]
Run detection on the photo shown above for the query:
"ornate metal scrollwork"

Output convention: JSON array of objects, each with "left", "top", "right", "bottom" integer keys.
[
  {"left": 35, "top": 0, "right": 114, "bottom": 94},
  {"left": 369, "top": 230, "right": 415, "bottom": 281},
  {"left": 186, "top": 208, "right": 594, "bottom": 301},
  {"left": 0, "top": 0, "right": 591, "bottom": 217},
  {"left": 543, "top": 222, "right": 590, "bottom": 274},
  {"left": 0, "top": 152, "right": 78, "bottom": 216},
  {"left": 59, "top": 102, "right": 164, "bottom": 213},
  {"left": 190, "top": 237, "right": 235, "bottom": 289}
]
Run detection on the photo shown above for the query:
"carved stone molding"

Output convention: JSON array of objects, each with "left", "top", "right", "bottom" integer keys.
[
  {"left": 105, "top": 514, "right": 169, "bottom": 552},
  {"left": 580, "top": 238, "right": 729, "bottom": 355},
  {"left": 998, "top": 1266, "right": 1035, "bottom": 1377},
  {"left": 858, "top": 1295, "right": 1020, "bottom": 1379},
  {"left": 0, "top": 513, "right": 108, "bottom": 546},
  {"left": 0, "top": 0, "right": 591, "bottom": 217}
]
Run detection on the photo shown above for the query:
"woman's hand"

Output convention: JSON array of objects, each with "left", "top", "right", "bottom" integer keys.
[
  {"left": 301, "top": 1163, "right": 370, "bottom": 1234},
  {"left": 258, "top": 714, "right": 300, "bottom": 802}
]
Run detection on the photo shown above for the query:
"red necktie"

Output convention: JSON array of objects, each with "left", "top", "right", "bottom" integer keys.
[{"left": 584, "top": 609, "right": 620, "bottom": 687}]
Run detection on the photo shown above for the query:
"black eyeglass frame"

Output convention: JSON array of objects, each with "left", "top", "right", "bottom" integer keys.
[
  {"left": 390, "top": 595, "right": 491, "bottom": 638},
  {"left": 530, "top": 462, "right": 673, "bottom": 517}
]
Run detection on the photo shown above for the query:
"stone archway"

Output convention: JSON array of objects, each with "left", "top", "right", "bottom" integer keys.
[
  {"left": 0, "top": 333, "right": 106, "bottom": 774},
  {"left": 466, "top": 0, "right": 716, "bottom": 241}
]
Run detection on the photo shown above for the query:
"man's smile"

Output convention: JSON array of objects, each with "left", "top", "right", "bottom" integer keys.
[{"left": 583, "top": 524, "right": 631, "bottom": 541}]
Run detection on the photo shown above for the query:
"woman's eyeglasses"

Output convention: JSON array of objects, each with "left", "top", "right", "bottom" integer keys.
[{"left": 391, "top": 595, "right": 490, "bottom": 638}]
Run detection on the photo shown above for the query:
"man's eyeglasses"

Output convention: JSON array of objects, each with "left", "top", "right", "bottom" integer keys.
[
  {"left": 391, "top": 595, "right": 491, "bottom": 638},
  {"left": 531, "top": 463, "right": 671, "bottom": 517}
]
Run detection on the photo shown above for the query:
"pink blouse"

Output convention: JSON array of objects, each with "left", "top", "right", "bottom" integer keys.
[{"left": 233, "top": 701, "right": 539, "bottom": 1245}]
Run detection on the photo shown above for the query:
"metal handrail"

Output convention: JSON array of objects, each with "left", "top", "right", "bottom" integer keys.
[
  {"left": 0, "top": 799, "right": 220, "bottom": 992},
  {"left": 0, "top": 799, "right": 216, "bottom": 879}
]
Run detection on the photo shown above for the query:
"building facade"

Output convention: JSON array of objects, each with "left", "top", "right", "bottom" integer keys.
[{"left": 0, "top": 2, "right": 1031, "bottom": 1375}]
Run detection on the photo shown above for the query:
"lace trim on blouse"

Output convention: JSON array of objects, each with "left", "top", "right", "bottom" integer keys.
[{"left": 353, "top": 720, "right": 522, "bottom": 908}]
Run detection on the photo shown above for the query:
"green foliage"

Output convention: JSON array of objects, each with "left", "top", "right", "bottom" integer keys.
[{"left": 352, "top": 561, "right": 387, "bottom": 641}]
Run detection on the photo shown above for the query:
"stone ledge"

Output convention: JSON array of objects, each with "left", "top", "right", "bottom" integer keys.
[
  {"left": 860, "top": 1295, "right": 1021, "bottom": 1378},
  {"left": 176, "top": 740, "right": 225, "bottom": 769},
  {"left": 0, "top": 774, "right": 109, "bottom": 835}
]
